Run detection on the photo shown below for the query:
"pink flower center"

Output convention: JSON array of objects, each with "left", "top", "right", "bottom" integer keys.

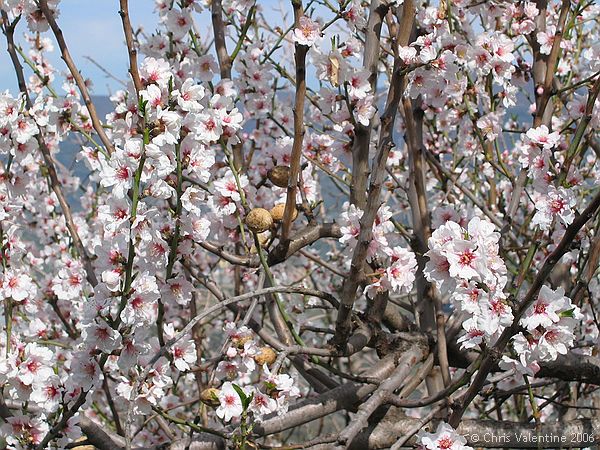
[
  {"left": 113, "top": 208, "right": 128, "bottom": 220},
  {"left": 117, "top": 166, "right": 130, "bottom": 181},
  {"left": 254, "top": 395, "right": 268, "bottom": 407},
  {"left": 170, "top": 283, "right": 182, "bottom": 295},
  {"left": 545, "top": 329, "right": 558, "bottom": 343},
  {"left": 204, "top": 118, "right": 216, "bottom": 131},
  {"left": 131, "top": 296, "right": 143, "bottom": 309},
  {"left": 68, "top": 274, "right": 81, "bottom": 286},
  {"left": 458, "top": 250, "right": 476, "bottom": 267},
  {"left": 27, "top": 360, "right": 41, "bottom": 373},
  {"left": 534, "top": 302, "right": 547, "bottom": 314},
  {"left": 438, "top": 436, "right": 454, "bottom": 449},
  {"left": 549, "top": 198, "right": 565, "bottom": 214},
  {"left": 468, "top": 329, "right": 484, "bottom": 338},
  {"left": 95, "top": 327, "right": 110, "bottom": 341},
  {"left": 152, "top": 243, "right": 167, "bottom": 256}
]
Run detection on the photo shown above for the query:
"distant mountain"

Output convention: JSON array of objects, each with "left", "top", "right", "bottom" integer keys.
[{"left": 56, "top": 93, "right": 534, "bottom": 211}]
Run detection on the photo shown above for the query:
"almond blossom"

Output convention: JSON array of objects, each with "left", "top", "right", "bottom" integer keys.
[
  {"left": 216, "top": 382, "right": 245, "bottom": 422},
  {"left": 1, "top": 269, "right": 36, "bottom": 302},
  {"left": 531, "top": 186, "right": 576, "bottom": 230},
  {"left": 292, "top": 16, "right": 321, "bottom": 47},
  {"left": 417, "top": 422, "right": 472, "bottom": 450}
]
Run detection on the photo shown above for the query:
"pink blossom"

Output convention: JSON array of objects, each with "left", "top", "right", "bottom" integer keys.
[
  {"left": 417, "top": 422, "right": 472, "bottom": 450},
  {"left": 216, "top": 382, "right": 244, "bottom": 422},
  {"left": 292, "top": 16, "right": 321, "bottom": 47}
]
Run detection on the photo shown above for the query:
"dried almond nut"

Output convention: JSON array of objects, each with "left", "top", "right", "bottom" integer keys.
[
  {"left": 270, "top": 204, "right": 298, "bottom": 222},
  {"left": 200, "top": 387, "right": 221, "bottom": 407},
  {"left": 254, "top": 347, "right": 277, "bottom": 366},
  {"left": 268, "top": 166, "right": 291, "bottom": 188},
  {"left": 246, "top": 208, "right": 274, "bottom": 233},
  {"left": 72, "top": 438, "right": 94, "bottom": 450}
]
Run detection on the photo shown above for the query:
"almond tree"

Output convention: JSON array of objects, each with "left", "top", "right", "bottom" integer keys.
[{"left": 1, "top": 0, "right": 600, "bottom": 449}]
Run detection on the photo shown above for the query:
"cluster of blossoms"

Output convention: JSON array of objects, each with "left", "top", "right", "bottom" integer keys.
[
  {"left": 2, "top": 0, "right": 60, "bottom": 32},
  {"left": 0, "top": 0, "right": 306, "bottom": 445},
  {"left": 424, "top": 217, "right": 512, "bottom": 349},
  {"left": 518, "top": 125, "right": 577, "bottom": 231},
  {"left": 502, "top": 285, "right": 582, "bottom": 375},
  {"left": 0, "top": 61, "right": 100, "bottom": 450},
  {"left": 1, "top": 0, "right": 600, "bottom": 446},
  {"left": 211, "top": 323, "right": 299, "bottom": 423}
]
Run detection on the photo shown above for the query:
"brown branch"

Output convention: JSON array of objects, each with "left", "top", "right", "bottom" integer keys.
[
  {"left": 571, "top": 221, "right": 600, "bottom": 303},
  {"left": 82, "top": 55, "right": 128, "bottom": 88},
  {"left": 349, "top": 0, "right": 390, "bottom": 208},
  {"left": 281, "top": 0, "right": 308, "bottom": 242},
  {"left": 449, "top": 341, "right": 600, "bottom": 386},
  {"left": 199, "top": 241, "right": 254, "bottom": 266},
  {"left": 211, "top": 0, "right": 232, "bottom": 79},
  {"left": 560, "top": 74, "right": 600, "bottom": 181},
  {"left": 48, "top": 297, "right": 78, "bottom": 339},
  {"left": 333, "top": 0, "right": 415, "bottom": 349},
  {"left": 198, "top": 223, "right": 341, "bottom": 267},
  {"left": 505, "top": 0, "right": 570, "bottom": 223},
  {"left": 348, "top": 411, "right": 600, "bottom": 449},
  {"left": 253, "top": 347, "right": 423, "bottom": 437},
  {"left": 118, "top": 0, "right": 143, "bottom": 95},
  {"left": 102, "top": 375, "right": 124, "bottom": 437},
  {"left": 78, "top": 416, "right": 127, "bottom": 450},
  {"left": 38, "top": 0, "right": 115, "bottom": 155},
  {"left": 298, "top": 249, "right": 347, "bottom": 277},
  {"left": 334, "top": 346, "right": 427, "bottom": 448},
  {"left": 268, "top": 222, "right": 341, "bottom": 265},
  {"left": 403, "top": 93, "right": 447, "bottom": 393},
  {"left": 536, "top": 353, "right": 600, "bottom": 384},
  {"left": 536, "top": 0, "right": 571, "bottom": 128},
  {"left": 169, "top": 436, "right": 225, "bottom": 450}
]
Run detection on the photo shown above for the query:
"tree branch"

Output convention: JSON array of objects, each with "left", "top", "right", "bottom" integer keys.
[
  {"left": 118, "top": 0, "right": 143, "bottom": 95},
  {"left": 333, "top": 0, "right": 415, "bottom": 349},
  {"left": 281, "top": 0, "right": 308, "bottom": 242}
]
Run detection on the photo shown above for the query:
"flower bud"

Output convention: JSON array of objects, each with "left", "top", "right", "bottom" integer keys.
[{"left": 246, "top": 208, "right": 273, "bottom": 233}]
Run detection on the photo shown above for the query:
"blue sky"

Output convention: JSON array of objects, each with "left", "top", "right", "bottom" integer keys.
[
  {"left": 0, "top": 0, "right": 328, "bottom": 96},
  {"left": 0, "top": 1, "right": 205, "bottom": 95}
]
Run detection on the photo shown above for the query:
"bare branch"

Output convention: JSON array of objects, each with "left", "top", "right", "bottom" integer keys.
[
  {"left": 349, "top": 0, "right": 390, "bottom": 208},
  {"left": 118, "top": 0, "right": 143, "bottom": 95},
  {"left": 281, "top": 0, "right": 308, "bottom": 242},
  {"left": 333, "top": 0, "right": 416, "bottom": 349}
]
